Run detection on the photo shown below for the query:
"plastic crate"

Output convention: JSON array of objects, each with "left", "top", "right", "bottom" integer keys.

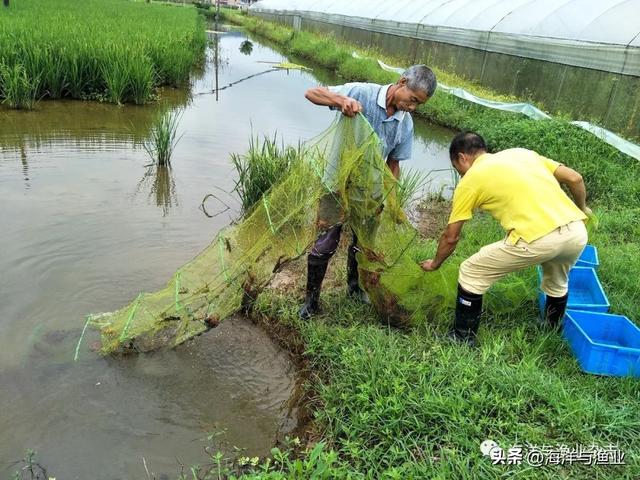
[
  {"left": 538, "top": 266, "right": 610, "bottom": 315},
  {"left": 575, "top": 244, "right": 599, "bottom": 269},
  {"left": 563, "top": 310, "right": 640, "bottom": 377}
]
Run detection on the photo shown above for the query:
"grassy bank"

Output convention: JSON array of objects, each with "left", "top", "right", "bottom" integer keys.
[
  {"left": 187, "top": 10, "right": 640, "bottom": 480},
  {"left": 0, "top": 0, "right": 206, "bottom": 107}
]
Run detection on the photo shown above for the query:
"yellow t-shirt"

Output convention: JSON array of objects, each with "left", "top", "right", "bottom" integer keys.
[{"left": 448, "top": 148, "right": 587, "bottom": 244}]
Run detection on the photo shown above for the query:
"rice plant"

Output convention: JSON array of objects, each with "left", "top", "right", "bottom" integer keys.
[
  {"left": 0, "top": 0, "right": 207, "bottom": 105},
  {"left": 143, "top": 109, "right": 183, "bottom": 166},
  {"left": 0, "top": 62, "right": 39, "bottom": 109},
  {"left": 128, "top": 53, "right": 155, "bottom": 105},
  {"left": 231, "top": 134, "right": 303, "bottom": 214},
  {"left": 41, "top": 45, "right": 67, "bottom": 99},
  {"left": 67, "top": 53, "right": 88, "bottom": 99},
  {"left": 101, "top": 53, "right": 130, "bottom": 105},
  {"left": 10, "top": 449, "right": 50, "bottom": 480}
]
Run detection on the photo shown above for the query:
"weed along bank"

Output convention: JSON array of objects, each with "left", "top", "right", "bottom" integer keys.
[{"left": 2, "top": 0, "right": 640, "bottom": 479}]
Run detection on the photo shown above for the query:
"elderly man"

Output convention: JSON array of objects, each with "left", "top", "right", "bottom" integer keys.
[
  {"left": 299, "top": 65, "right": 437, "bottom": 319},
  {"left": 421, "top": 132, "right": 590, "bottom": 345}
]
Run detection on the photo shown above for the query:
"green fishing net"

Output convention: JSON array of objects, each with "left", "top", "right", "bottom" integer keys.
[{"left": 91, "top": 114, "right": 464, "bottom": 354}]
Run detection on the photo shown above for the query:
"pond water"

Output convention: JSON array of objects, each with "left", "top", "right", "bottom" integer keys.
[{"left": 0, "top": 25, "right": 453, "bottom": 479}]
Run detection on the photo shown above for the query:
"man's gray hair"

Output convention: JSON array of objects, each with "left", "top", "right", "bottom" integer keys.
[{"left": 402, "top": 65, "right": 437, "bottom": 97}]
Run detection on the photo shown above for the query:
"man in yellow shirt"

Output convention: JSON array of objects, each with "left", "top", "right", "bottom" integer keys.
[{"left": 420, "top": 132, "right": 590, "bottom": 346}]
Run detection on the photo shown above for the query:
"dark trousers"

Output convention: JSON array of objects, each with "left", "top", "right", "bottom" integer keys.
[
  {"left": 309, "top": 224, "right": 356, "bottom": 263},
  {"left": 309, "top": 224, "right": 360, "bottom": 292}
]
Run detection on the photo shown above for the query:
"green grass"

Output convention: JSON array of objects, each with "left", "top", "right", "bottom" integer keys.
[
  {"left": 233, "top": 242, "right": 639, "bottom": 479},
  {"left": 0, "top": 0, "right": 206, "bottom": 107},
  {"left": 183, "top": 284, "right": 640, "bottom": 479}
]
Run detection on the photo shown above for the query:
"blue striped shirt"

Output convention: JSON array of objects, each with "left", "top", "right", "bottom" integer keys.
[{"left": 328, "top": 82, "right": 414, "bottom": 161}]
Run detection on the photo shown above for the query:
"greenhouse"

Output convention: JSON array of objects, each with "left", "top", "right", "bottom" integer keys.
[{"left": 251, "top": 0, "right": 640, "bottom": 139}]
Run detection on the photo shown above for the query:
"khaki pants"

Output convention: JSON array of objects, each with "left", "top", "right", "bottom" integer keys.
[{"left": 459, "top": 221, "right": 588, "bottom": 297}]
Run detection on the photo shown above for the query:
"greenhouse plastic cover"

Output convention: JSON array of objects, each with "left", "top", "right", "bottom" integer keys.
[
  {"left": 252, "top": 0, "right": 640, "bottom": 161},
  {"left": 373, "top": 58, "right": 640, "bottom": 161},
  {"left": 251, "top": 0, "right": 640, "bottom": 75}
]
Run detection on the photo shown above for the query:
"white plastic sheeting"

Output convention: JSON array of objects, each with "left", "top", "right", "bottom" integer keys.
[
  {"left": 374, "top": 56, "right": 640, "bottom": 161},
  {"left": 251, "top": 0, "right": 640, "bottom": 75}
]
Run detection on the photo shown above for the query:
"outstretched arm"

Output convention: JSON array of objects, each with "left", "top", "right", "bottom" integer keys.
[
  {"left": 305, "top": 87, "right": 362, "bottom": 117},
  {"left": 553, "top": 165, "right": 590, "bottom": 214},
  {"left": 420, "top": 221, "right": 465, "bottom": 271}
]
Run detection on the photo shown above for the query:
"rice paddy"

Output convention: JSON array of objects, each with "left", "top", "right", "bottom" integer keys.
[{"left": 0, "top": 0, "right": 206, "bottom": 108}]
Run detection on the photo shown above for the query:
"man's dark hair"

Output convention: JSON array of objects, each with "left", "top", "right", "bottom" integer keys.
[{"left": 449, "top": 131, "right": 487, "bottom": 162}]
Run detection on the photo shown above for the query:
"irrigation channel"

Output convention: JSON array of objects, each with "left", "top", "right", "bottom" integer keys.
[{"left": 0, "top": 25, "right": 455, "bottom": 479}]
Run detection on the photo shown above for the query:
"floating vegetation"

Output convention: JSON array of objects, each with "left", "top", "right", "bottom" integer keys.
[{"left": 273, "top": 61, "right": 311, "bottom": 71}]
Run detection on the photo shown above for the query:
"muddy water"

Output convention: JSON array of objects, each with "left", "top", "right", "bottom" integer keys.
[{"left": 0, "top": 26, "right": 453, "bottom": 479}]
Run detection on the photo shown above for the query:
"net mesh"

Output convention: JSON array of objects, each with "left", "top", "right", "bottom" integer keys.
[{"left": 91, "top": 114, "right": 462, "bottom": 354}]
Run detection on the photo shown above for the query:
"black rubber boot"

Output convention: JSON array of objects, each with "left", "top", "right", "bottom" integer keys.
[
  {"left": 449, "top": 284, "right": 482, "bottom": 347},
  {"left": 543, "top": 293, "right": 569, "bottom": 329},
  {"left": 299, "top": 258, "right": 329, "bottom": 320},
  {"left": 347, "top": 237, "right": 370, "bottom": 304}
]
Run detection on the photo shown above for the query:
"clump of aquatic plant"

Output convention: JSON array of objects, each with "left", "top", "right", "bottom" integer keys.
[
  {"left": 231, "top": 134, "right": 303, "bottom": 214},
  {"left": 143, "top": 109, "right": 183, "bottom": 166},
  {"left": 0, "top": 63, "right": 39, "bottom": 109}
]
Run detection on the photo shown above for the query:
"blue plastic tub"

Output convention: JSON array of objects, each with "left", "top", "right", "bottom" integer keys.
[
  {"left": 575, "top": 244, "right": 599, "bottom": 269},
  {"left": 563, "top": 310, "right": 640, "bottom": 377},
  {"left": 538, "top": 266, "right": 610, "bottom": 315}
]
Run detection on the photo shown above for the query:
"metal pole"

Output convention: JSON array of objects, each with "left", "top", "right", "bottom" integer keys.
[{"left": 214, "top": 16, "right": 219, "bottom": 101}]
